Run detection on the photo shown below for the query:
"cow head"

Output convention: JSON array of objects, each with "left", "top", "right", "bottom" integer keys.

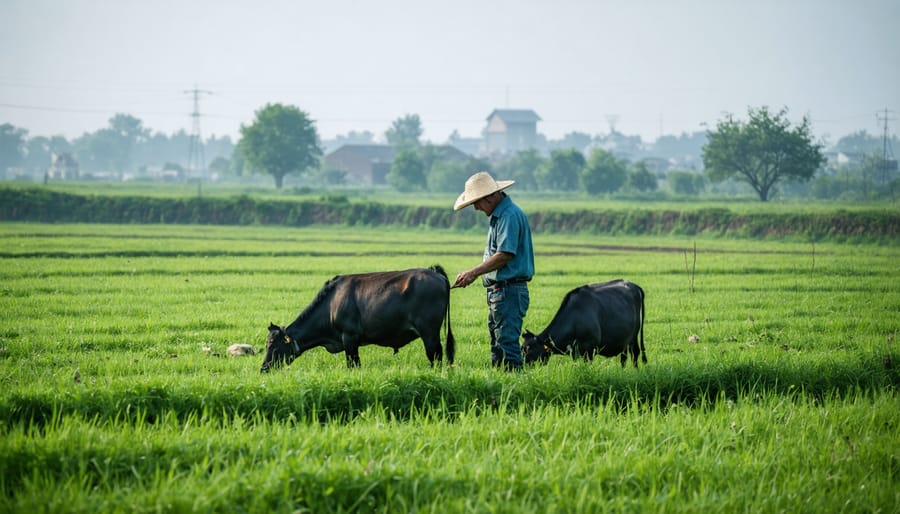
[
  {"left": 521, "top": 330, "right": 551, "bottom": 365},
  {"left": 260, "top": 323, "right": 299, "bottom": 372}
]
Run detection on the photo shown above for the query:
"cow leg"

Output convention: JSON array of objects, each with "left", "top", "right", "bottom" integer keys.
[
  {"left": 620, "top": 352, "right": 627, "bottom": 368},
  {"left": 584, "top": 347, "right": 595, "bottom": 362},
  {"left": 345, "top": 350, "right": 361, "bottom": 368},
  {"left": 343, "top": 335, "right": 361, "bottom": 368},
  {"left": 421, "top": 332, "right": 443, "bottom": 367},
  {"left": 630, "top": 337, "right": 640, "bottom": 368}
]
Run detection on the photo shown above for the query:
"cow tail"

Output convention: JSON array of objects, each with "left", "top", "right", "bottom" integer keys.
[
  {"left": 445, "top": 295, "right": 455, "bottom": 365},
  {"left": 639, "top": 284, "right": 647, "bottom": 364},
  {"left": 431, "top": 264, "right": 456, "bottom": 365}
]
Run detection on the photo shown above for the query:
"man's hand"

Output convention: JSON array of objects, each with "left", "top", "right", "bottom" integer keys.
[
  {"left": 453, "top": 270, "right": 477, "bottom": 288},
  {"left": 453, "top": 252, "right": 513, "bottom": 289}
]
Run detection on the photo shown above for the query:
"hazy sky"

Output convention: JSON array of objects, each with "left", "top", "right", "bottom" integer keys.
[{"left": 2, "top": 0, "right": 898, "bottom": 145}]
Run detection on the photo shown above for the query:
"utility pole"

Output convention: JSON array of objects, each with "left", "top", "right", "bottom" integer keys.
[
  {"left": 184, "top": 87, "right": 213, "bottom": 180},
  {"left": 605, "top": 114, "right": 619, "bottom": 134},
  {"left": 877, "top": 108, "right": 897, "bottom": 201}
]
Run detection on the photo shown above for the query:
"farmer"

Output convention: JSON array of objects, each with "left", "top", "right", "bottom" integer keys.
[{"left": 452, "top": 171, "right": 534, "bottom": 371}]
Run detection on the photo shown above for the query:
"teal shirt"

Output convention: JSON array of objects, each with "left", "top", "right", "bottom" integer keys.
[{"left": 482, "top": 195, "right": 535, "bottom": 286}]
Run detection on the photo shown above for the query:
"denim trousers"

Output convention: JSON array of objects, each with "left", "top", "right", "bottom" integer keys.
[{"left": 487, "top": 283, "right": 529, "bottom": 367}]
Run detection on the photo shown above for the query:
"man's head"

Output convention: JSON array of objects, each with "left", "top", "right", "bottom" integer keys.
[
  {"left": 453, "top": 171, "right": 515, "bottom": 214},
  {"left": 472, "top": 191, "right": 504, "bottom": 216}
]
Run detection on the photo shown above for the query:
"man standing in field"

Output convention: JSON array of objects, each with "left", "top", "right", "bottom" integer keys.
[{"left": 452, "top": 171, "right": 534, "bottom": 371}]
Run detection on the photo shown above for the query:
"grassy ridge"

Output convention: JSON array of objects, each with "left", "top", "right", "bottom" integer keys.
[
  {"left": 3, "top": 186, "right": 899, "bottom": 241},
  {"left": 1, "top": 223, "right": 898, "bottom": 512}
]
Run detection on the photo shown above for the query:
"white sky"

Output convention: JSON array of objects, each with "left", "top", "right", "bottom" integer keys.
[{"left": 2, "top": 0, "right": 898, "bottom": 145}]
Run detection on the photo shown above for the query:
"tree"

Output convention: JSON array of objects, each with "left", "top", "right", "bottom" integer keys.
[
  {"left": 23, "top": 135, "right": 71, "bottom": 174},
  {"left": 208, "top": 156, "right": 231, "bottom": 177},
  {"left": 427, "top": 159, "right": 470, "bottom": 192},
  {"left": 74, "top": 128, "right": 128, "bottom": 174},
  {"left": 109, "top": 113, "right": 147, "bottom": 173},
  {"left": 316, "top": 168, "right": 348, "bottom": 186},
  {"left": 581, "top": 148, "right": 628, "bottom": 194},
  {"left": 385, "top": 114, "right": 423, "bottom": 149},
  {"left": 668, "top": 171, "right": 705, "bottom": 195},
  {"left": 629, "top": 161, "right": 658, "bottom": 192},
  {"left": 239, "top": 103, "right": 322, "bottom": 189},
  {"left": 538, "top": 149, "right": 585, "bottom": 191},
  {"left": 24, "top": 136, "right": 51, "bottom": 173},
  {"left": 832, "top": 130, "right": 895, "bottom": 156},
  {"left": 702, "top": 106, "right": 825, "bottom": 201},
  {"left": 67, "top": 114, "right": 147, "bottom": 175},
  {"left": 387, "top": 148, "right": 426, "bottom": 192},
  {"left": 0, "top": 123, "right": 27, "bottom": 172},
  {"left": 494, "top": 149, "right": 544, "bottom": 191},
  {"left": 651, "top": 131, "right": 707, "bottom": 161},
  {"left": 549, "top": 131, "right": 592, "bottom": 152}
]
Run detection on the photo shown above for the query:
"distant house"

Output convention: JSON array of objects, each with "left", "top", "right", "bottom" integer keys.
[
  {"left": 483, "top": 109, "right": 541, "bottom": 155},
  {"left": 323, "top": 144, "right": 395, "bottom": 185},
  {"left": 47, "top": 152, "right": 79, "bottom": 180}
]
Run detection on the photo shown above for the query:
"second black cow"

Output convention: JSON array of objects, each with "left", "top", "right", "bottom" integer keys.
[
  {"left": 261, "top": 265, "right": 455, "bottom": 371},
  {"left": 522, "top": 279, "right": 646, "bottom": 367}
]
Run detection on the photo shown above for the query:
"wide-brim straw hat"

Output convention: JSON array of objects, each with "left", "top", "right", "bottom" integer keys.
[{"left": 453, "top": 171, "right": 515, "bottom": 211}]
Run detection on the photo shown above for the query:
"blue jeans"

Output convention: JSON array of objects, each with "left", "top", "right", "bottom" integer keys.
[{"left": 487, "top": 283, "right": 529, "bottom": 368}]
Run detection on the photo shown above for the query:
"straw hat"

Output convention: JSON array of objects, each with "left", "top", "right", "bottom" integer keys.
[{"left": 453, "top": 171, "right": 515, "bottom": 211}]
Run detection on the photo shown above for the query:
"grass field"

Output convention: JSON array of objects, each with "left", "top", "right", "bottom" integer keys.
[{"left": 1, "top": 222, "right": 897, "bottom": 513}]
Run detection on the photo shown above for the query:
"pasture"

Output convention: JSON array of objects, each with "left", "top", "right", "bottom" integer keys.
[{"left": 0, "top": 222, "right": 897, "bottom": 513}]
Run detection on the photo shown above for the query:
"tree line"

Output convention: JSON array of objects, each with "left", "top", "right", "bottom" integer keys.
[
  {"left": 241, "top": 105, "right": 895, "bottom": 202},
  {"left": 0, "top": 114, "right": 235, "bottom": 179},
  {"left": 2, "top": 104, "right": 897, "bottom": 202}
]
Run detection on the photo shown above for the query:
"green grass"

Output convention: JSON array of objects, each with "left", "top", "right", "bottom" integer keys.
[
  {"left": 2, "top": 392, "right": 896, "bottom": 513},
  {"left": 0, "top": 222, "right": 897, "bottom": 513}
]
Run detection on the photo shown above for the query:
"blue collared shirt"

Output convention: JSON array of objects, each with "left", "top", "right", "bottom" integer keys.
[{"left": 482, "top": 195, "right": 534, "bottom": 286}]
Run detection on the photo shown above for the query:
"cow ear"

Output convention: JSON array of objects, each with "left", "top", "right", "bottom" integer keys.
[
  {"left": 269, "top": 322, "right": 278, "bottom": 331},
  {"left": 524, "top": 329, "right": 533, "bottom": 337}
]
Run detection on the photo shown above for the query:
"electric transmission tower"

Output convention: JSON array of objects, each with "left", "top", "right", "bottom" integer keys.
[
  {"left": 876, "top": 108, "right": 896, "bottom": 184},
  {"left": 184, "top": 87, "right": 213, "bottom": 178}
]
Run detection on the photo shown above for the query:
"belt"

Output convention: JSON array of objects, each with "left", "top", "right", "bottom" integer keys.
[{"left": 487, "top": 277, "right": 530, "bottom": 287}]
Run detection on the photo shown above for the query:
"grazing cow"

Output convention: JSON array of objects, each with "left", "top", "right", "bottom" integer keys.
[
  {"left": 260, "top": 265, "right": 455, "bottom": 371},
  {"left": 522, "top": 279, "right": 646, "bottom": 367}
]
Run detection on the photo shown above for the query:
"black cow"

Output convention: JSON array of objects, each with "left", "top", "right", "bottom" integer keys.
[
  {"left": 522, "top": 279, "right": 646, "bottom": 367},
  {"left": 261, "top": 265, "right": 455, "bottom": 371}
]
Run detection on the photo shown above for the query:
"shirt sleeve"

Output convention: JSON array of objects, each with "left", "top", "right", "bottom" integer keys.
[{"left": 493, "top": 213, "right": 520, "bottom": 256}]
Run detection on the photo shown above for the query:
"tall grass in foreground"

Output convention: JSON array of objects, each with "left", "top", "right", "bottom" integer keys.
[{"left": 1, "top": 390, "right": 895, "bottom": 513}]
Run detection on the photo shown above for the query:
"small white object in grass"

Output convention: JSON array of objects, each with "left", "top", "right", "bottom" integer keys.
[
  {"left": 688, "top": 334, "right": 700, "bottom": 343},
  {"left": 227, "top": 344, "right": 256, "bottom": 356}
]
